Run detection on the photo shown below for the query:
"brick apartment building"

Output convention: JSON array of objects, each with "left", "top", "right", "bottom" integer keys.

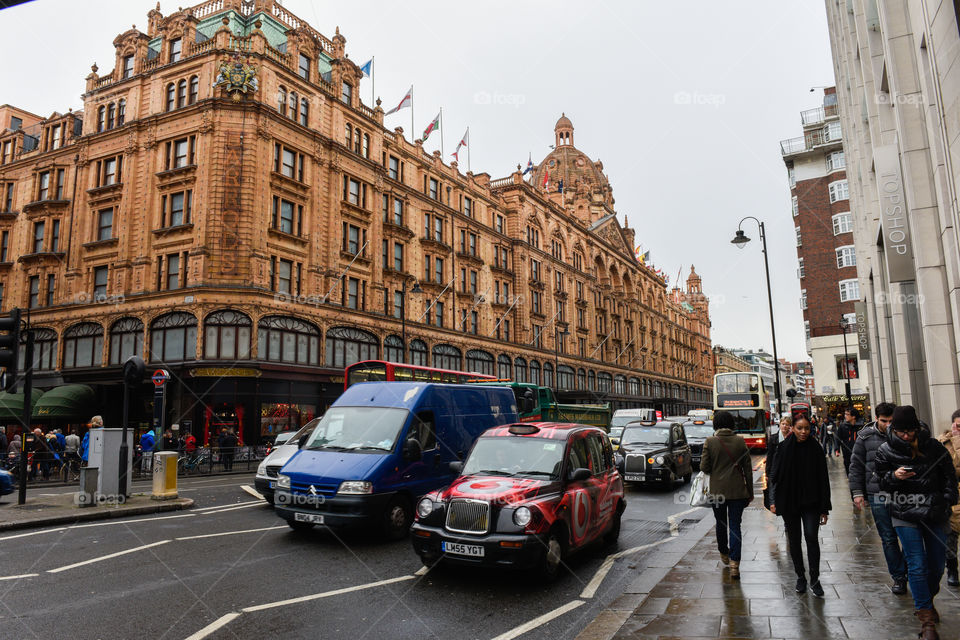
[
  {"left": 0, "top": 0, "right": 713, "bottom": 444},
  {"left": 780, "top": 88, "right": 869, "bottom": 418}
]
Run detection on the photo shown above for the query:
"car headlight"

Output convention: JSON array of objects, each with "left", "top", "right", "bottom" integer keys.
[
  {"left": 338, "top": 481, "right": 373, "bottom": 495},
  {"left": 416, "top": 497, "right": 434, "bottom": 518},
  {"left": 277, "top": 474, "right": 291, "bottom": 489},
  {"left": 655, "top": 456, "right": 665, "bottom": 465},
  {"left": 513, "top": 506, "right": 532, "bottom": 527},
  {"left": 257, "top": 460, "right": 268, "bottom": 476}
]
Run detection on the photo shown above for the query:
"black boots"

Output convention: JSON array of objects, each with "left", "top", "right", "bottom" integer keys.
[
  {"left": 892, "top": 576, "right": 908, "bottom": 595},
  {"left": 795, "top": 576, "right": 807, "bottom": 594}
]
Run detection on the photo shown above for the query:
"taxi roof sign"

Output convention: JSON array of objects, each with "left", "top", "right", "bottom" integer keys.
[{"left": 508, "top": 424, "right": 540, "bottom": 435}]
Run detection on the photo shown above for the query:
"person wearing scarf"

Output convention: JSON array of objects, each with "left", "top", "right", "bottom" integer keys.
[
  {"left": 770, "top": 416, "right": 831, "bottom": 597},
  {"left": 875, "top": 405, "right": 958, "bottom": 640}
]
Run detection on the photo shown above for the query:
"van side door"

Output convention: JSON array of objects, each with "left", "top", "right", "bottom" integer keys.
[{"left": 399, "top": 410, "right": 440, "bottom": 496}]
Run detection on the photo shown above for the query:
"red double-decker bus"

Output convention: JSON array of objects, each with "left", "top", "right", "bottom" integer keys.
[{"left": 343, "top": 360, "right": 496, "bottom": 391}]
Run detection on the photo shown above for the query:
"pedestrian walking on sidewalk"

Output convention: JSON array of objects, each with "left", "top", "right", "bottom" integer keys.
[
  {"left": 0, "top": 426, "right": 7, "bottom": 455},
  {"left": 849, "top": 402, "right": 908, "bottom": 594},
  {"left": 823, "top": 418, "right": 840, "bottom": 457},
  {"left": 764, "top": 416, "right": 792, "bottom": 510},
  {"left": 838, "top": 409, "right": 861, "bottom": 475},
  {"left": 700, "top": 409, "right": 754, "bottom": 580},
  {"left": 938, "top": 409, "right": 960, "bottom": 587},
  {"left": 875, "top": 405, "right": 958, "bottom": 640},
  {"left": 770, "top": 416, "right": 831, "bottom": 597}
]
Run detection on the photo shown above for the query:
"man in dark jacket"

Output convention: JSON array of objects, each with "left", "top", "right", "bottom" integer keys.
[
  {"left": 837, "top": 408, "right": 860, "bottom": 474},
  {"left": 848, "top": 402, "right": 907, "bottom": 594}
]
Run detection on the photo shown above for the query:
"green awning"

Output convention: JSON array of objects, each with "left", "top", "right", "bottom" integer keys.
[
  {"left": 32, "top": 385, "right": 95, "bottom": 420},
  {"left": 0, "top": 389, "right": 44, "bottom": 421}
]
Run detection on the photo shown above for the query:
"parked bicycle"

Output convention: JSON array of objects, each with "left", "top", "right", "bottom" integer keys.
[{"left": 177, "top": 450, "right": 209, "bottom": 475}]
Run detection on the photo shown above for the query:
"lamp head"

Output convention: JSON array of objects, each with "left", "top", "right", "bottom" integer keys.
[
  {"left": 731, "top": 230, "right": 750, "bottom": 249},
  {"left": 410, "top": 282, "right": 423, "bottom": 295}
]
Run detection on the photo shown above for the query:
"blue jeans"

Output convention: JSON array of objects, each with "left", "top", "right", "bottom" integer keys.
[
  {"left": 895, "top": 522, "right": 948, "bottom": 610},
  {"left": 870, "top": 497, "right": 907, "bottom": 579},
  {"left": 713, "top": 498, "right": 749, "bottom": 562}
]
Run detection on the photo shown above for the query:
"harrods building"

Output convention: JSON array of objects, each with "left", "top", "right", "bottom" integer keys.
[{"left": 0, "top": 0, "right": 713, "bottom": 445}]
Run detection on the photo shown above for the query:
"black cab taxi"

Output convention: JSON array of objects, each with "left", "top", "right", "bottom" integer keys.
[
  {"left": 616, "top": 419, "right": 693, "bottom": 486},
  {"left": 410, "top": 422, "right": 625, "bottom": 578},
  {"left": 682, "top": 419, "right": 714, "bottom": 470}
]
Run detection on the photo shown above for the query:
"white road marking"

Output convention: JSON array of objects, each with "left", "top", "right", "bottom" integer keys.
[
  {"left": 182, "top": 613, "right": 241, "bottom": 640},
  {"left": 47, "top": 540, "right": 170, "bottom": 573},
  {"left": 0, "top": 573, "right": 38, "bottom": 581},
  {"left": 176, "top": 526, "right": 286, "bottom": 541},
  {"left": 414, "top": 565, "right": 430, "bottom": 576},
  {"left": 242, "top": 575, "right": 416, "bottom": 613},
  {"left": 0, "top": 528, "right": 68, "bottom": 542},
  {"left": 668, "top": 507, "right": 699, "bottom": 537},
  {"left": 579, "top": 556, "right": 615, "bottom": 599},
  {"left": 241, "top": 485, "right": 265, "bottom": 500},
  {"left": 194, "top": 500, "right": 261, "bottom": 512},
  {"left": 198, "top": 503, "right": 265, "bottom": 515},
  {"left": 490, "top": 600, "right": 586, "bottom": 640}
]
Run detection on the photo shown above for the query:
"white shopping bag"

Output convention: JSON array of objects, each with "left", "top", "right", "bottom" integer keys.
[{"left": 689, "top": 471, "right": 711, "bottom": 507}]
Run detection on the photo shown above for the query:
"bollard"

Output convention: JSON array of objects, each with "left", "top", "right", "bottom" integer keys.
[
  {"left": 151, "top": 451, "right": 178, "bottom": 500},
  {"left": 77, "top": 466, "right": 98, "bottom": 508}
]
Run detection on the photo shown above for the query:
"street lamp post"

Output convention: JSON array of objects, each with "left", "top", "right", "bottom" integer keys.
[
  {"left": 400, "top": 279, "right": 423, "bottom": 364},
  {"left": 839, "top": 317, "right": 853, "bottom": 410},
  {"left": 554, "top": 328, "right": 570, "bottom": 391},
  {"left": 731, "top": 217, "right": 784, "bottom": 419}
]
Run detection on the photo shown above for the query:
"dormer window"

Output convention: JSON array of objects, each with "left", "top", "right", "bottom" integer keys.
[
  {"left": 169, "top": 38, "right": 182, "bottom": 63},
  {"left": 48, "top": 124, "right": 62, "bottom": 151},
  {"left": 122, "top": 54, "right": 135, "bottom": 79},
  {"left": 298, "top": 53, "right": 310, "bottom": 80},
  {"left": 341, "top": 82, "right": 352, "bottom": 104}
]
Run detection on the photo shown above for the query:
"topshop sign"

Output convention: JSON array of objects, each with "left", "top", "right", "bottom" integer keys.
[{"left": 874, "top": 144, "right": 915, "bottom": 282}]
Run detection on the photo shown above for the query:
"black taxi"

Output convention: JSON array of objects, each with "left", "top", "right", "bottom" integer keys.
[{"left": 616, "top": 419, "right": 693, "bottom": 486}]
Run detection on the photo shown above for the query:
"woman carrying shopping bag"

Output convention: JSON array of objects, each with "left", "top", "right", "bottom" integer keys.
[{"left": 700, "top": 410, "right": 754, "bottom": 579}]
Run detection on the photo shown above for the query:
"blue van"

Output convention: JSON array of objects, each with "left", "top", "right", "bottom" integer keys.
[{"left": 274, "top": 382, "right": 518, "bottom": 538}]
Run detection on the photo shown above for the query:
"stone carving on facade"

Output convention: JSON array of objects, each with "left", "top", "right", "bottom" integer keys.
[
  {"left": 125, "top": 130, "right": 138, "bottom": 155},
  {"left": 141, "top": 124, "right": 156, "bottom": 150},
  {"left": 198, "top": 108, "right": 214, "bottom": 134},
  {"left": 214, "top": 54, "right": 259, "bottom": 102}
]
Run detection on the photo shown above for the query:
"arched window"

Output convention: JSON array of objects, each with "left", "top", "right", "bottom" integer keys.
[
  {"left": 614, "top": 375, "right": 627, "bottom": 394},
  {"left": 353, "top": 128, "right": 361, "bottom": 154},
  {"left": 97, "top": 106, "right": 105, "bottom": 132},
  {"left": 529, "top": 360, "right": 541, "bottom": 386},
  {"left": 109, "top": 317, "right": 144, "bottom": 365},
  {"left": 259, "top": 316, "right": 320, "bottom": 366},
  {"left": 432, "top": 344, "right": 462, "bottom": 371},
  {"left": 514, "top": 357, "right": 527, "bottom": 383},
  {"left": 542, "top": 362, "right": 554, "bottom": 388},
  {"left": 598, "top": 372, "right": 613, "bottom": 392},
  {"left": 558, "top": 365, "right": 575, "bottom": 390},
  {"left": 165, "top": 83, "right": 176, "bottom": 111},
  {"left": 117, "top": 99, "right": 126, "bottom": 126},
  {"left": 497, "top": 354, "right": 511, "bottom": 380},
  {"left": 629, "top": 377, "right": 641, "bottom": 396},
  {"left": 300, "top": 97, "right": 309, "bottom": 126},
  {"left": 409, "top": 339, "right": 427, "bottom": 366},
  {"left": 277, "top": 86, "right": 287, "bottom": 114},
  {"left": 289, "top": 91, "right": 298, "bottom": 120},
  {"left": 177, "top": 79, "right": 187, "bottom": 108},
  {"left": 204, "top": 310, "right": 252, "bottom": 360},
  {"left": 384, "top": 335, "right": 403, "bottom": 362},
  {"left": 588, "top": 370, "right": 596, "bottom": 391},
  {"left": 19, "top": 328, "right": 57, "bottom": 371},
  {"left": 577, "top": 368, "right": 586, "bottom": 390},
  {"left": 362, "top": 133, "right": 370, "bottom": 158},
  {"left": 63, "top": 323, "right": 104, "bottom": 368},
  {"left": 325, "top": 326, "right": 377, "bottom": 368},
  {"left": 106, "top": 103, "right": 115, "bottom": 129},
  {"left": 150, "top": 312, "right": 197, "bottom": 362},
  {"left": 465, "top": 349, "right": 494, "bottom": 376},
  {"left": 188, "top": 75, "right": 199, "bottom": 104}
]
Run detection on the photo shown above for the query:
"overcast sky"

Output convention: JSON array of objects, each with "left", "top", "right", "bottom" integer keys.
[{"left": 0, "top": 0, "right": 836, "bottom": 361}]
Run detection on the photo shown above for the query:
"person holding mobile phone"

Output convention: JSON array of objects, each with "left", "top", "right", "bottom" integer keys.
[
  {"left": 936, "top": 409, "right": 960, "bottom": 587},
  {"left": 875, "top": 405, "right": 958, "bottom": 640}
]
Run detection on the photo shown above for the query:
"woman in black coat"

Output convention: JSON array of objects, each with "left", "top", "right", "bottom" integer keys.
[
  {"left": 769, "top": 417, "right": 831, "bottom": 597},
  {"left": 874, "top": 406, "right": 958, "bottom": 640}
]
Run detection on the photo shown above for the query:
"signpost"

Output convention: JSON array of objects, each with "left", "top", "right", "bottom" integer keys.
[{"left": 152, "top": 369, "right": 169, "bottom": 450}]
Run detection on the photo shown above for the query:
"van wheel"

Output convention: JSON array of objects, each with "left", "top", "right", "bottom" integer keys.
[
  {"left": 539, "top": 530, "right": 565, "bottom": 580},
  {"left": 288, "top": 520, "right": 313, "bottom": 533},
  {"left": 383, "top": 496, "right": 412, "bottom": 540}
]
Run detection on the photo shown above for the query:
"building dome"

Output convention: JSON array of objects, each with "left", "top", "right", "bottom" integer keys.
[
  {"left": 555, "top": 112, "right": 573, "bottom": 132},
  {"left": 532, "top": 114, "right": 611, "bottom": 204}
]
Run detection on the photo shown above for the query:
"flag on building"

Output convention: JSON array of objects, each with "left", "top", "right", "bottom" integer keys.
[
  {"left": 557, "top": 179, "right": 564, "bottom": 193},
  {"left": 542, "top": 169, "right": 550, "bottom": 191},
  {"left": 422, "top": 111, "right": 440, "bottom": 141},
  {"left": 452, "top": 127, "right": 469, "bottom": 162},
  {"left": 359, "top": 58, "right": 373, "bottom": 78},
  {"left": 385, "top": 85, "right": 412, "bottom": 115},
  {"left": 522, "top": 153, "right": 534, "bottom": 175}
]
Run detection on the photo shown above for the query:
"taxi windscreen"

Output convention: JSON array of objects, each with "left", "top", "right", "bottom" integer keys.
[
  {"left": 463, "top": 437, "right": 564, "bottom": 480},
  {"left": 620, "top": 426, "right": 669, "bottom": 446}
]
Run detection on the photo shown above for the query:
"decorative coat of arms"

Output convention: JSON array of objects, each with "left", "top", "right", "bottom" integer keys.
[{"left": 214, "top": 55, "right": 259, "bottom": 101}]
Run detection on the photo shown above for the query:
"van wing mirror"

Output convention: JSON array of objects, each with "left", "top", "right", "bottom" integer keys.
[
  {"left": 403, "top": 437, "right": 423, "bottom": 462},
  {"left": 298, "top": 434, "right": 310, "bottom": 449},
  {"left": 568, "top": 467, "right": 591, "bottom": 483},
  {"left": 449, "top": 461, "right": 463, "bottom": 474}
]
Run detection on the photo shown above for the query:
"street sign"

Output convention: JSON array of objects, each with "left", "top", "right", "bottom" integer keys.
[{"left": 152, "top": 369, "right": 170, "bottom": 387}]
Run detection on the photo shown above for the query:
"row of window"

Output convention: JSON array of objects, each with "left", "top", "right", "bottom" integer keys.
[
  {"left": 165, "top": 76, "right": 200, "bottom": 112},
  {"left": 278, "top": 87, "right": 310, "bottom": 127},
  {"left": 96, "top": 100, "right": 127, "bottom": 132}
]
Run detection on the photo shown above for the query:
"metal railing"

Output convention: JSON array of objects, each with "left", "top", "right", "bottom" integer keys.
[{"left": 799, "top": 103, "right": 838, "bottom": 125}]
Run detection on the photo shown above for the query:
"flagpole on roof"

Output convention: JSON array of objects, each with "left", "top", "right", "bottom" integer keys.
[
  {"left": 371, "top": 56, "right": 375, "bottom": 107},
  {"left": 439, "top": 107, "right": 444, "bottom": 158},
  {"left": 410, "top": 85, "right": 414, "bottom": 138},
  {"left": 466, "top": 126, "right": 471, "bottom": 173}
]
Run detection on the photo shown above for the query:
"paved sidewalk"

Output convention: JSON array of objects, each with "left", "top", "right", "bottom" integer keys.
[
  {"left": 0, "top": 492, "right": 194, "bottom": 531},
  {"left": 581, "top": 457, "right": 960, "bottom": 639}
]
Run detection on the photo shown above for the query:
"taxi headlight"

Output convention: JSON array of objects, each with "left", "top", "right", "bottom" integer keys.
[
  {"left": 277, "top": 474, "right": 291, "bottom": 489},
  {"left": 416, "top": 497, "right": 434, "bottom": 518},
  {"left": 655, "top": 456, "right": 665, "bottom": 465},
  {"left": 513, "top": 506, "right": 532, "bottom": 527},
  {"left": 338, "top": 481, "right": 373, "bottom": 495}
]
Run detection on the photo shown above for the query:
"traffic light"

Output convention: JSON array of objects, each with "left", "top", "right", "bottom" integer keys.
[{"left": 0, "top": 308, "right": 20, "bottom": 392}]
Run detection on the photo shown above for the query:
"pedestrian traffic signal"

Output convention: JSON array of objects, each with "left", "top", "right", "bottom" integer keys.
[{"left": 0, "top": 308, "right": 21, "bottom": 393}]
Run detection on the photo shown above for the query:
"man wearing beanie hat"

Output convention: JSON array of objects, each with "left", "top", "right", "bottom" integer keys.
[{"left": 875, "top": 405, "right": 958, "bottom": 640}]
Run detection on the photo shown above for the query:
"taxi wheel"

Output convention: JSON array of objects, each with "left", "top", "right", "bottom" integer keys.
[
  {"left": 603, "top": 508, "right": 623, "bottom": 546},
  {"left": 682, "top": 472, "right": 692, "bottom": 484},
  {"left": 383, "top": 497, "right": 412, "bottom": 540},
  {"left": 539, "top": 531, "right": 565, "bottom": 579}
]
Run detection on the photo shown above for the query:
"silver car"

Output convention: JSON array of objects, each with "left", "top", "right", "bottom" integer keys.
[{"left": 255, "top": 419, "right": 319, "bottom": 504}]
